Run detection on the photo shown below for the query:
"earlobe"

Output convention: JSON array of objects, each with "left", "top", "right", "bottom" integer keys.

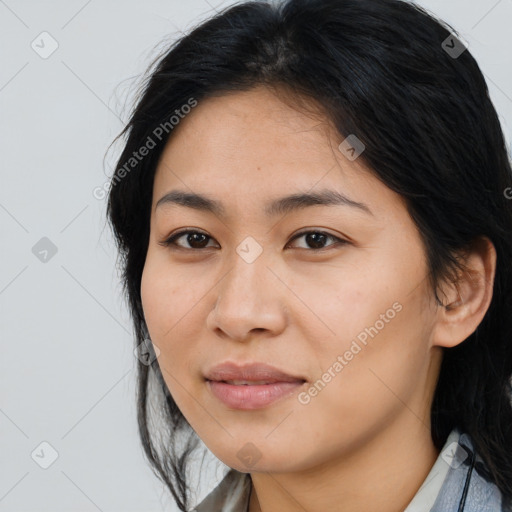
[{"left": 432, "top": 237, "right": 497, "bottom": 349}]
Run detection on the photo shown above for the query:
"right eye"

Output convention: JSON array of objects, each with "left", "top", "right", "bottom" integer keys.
[{"left": 159, "top": 229, "right": 219, "bottom": 250}]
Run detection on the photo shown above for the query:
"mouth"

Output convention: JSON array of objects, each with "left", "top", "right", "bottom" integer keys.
[
  {"left": 218, "top": 379, "right": 285, "bottom": 385},
  {"left": 214, "top": 378, "right": 304, "bottom": 385},
  {"left": 204, "top": 361, "right": 306, "bottom": 384},
  {"left": 203, "top": 361, "right": 307, "bottom": 409},
  {"left": 205, "top": 379, "right": 306, "bottom": 409}
]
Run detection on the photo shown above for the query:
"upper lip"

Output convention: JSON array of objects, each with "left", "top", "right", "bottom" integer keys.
[{"left": 204, "top": 362, "right": 306, "bottom": 383}]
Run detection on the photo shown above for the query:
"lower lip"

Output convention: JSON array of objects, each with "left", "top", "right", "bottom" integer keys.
[{"left": 206, "top": 380, "right": 305, "bottom": 409}]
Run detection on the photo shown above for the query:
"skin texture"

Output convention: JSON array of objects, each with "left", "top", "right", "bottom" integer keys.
[{"left": 140, "top": 85, "right": 496, "bottom": 512}]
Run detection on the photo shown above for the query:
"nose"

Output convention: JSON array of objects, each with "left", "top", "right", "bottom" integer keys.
[{"left": 206, "top": 252, "right": 288, "bottom": 342}]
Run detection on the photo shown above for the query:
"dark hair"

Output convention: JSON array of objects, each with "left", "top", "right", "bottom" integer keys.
[{"left": 106, "top": 0, "right": 512, "bottom": 509}]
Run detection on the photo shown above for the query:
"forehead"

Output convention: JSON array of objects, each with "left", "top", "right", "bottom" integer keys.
[
  {"left": 162, "top": 87, "right": 336, "bottom": 165},
  {"left": 151, "top": 86, "right": 400, "bottom": 220}
]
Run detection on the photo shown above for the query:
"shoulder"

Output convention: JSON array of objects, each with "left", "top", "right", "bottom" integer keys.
[{"left": 431, "top": 429, "right": 512, "bottom": 512}]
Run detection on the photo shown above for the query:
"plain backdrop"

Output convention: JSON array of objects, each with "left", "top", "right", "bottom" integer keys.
[{"left": 1, "top": 0, "right": 511, "bottom": 510}]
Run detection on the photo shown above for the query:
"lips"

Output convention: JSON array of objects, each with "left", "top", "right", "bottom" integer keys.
[
  {"left": 223, "top": 380, "right": 276, "bottom": 385},
  {"left": 204, "top": 362, "right": 307, "bottom": 409},
  {"left": 204, "top": 361, "right": 306, "bottom": 385}
]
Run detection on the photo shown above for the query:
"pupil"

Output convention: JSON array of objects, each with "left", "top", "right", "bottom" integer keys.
[
  {"left": 307, "top": 233, "right": 326, "bottom": 249},
  {"left": 189, "top": 233, "right": 208, "bottom": 248}
]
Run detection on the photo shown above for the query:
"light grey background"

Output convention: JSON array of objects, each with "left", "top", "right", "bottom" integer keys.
[{"left": 1, "top": 0, "right": 511, "bottom": 511}]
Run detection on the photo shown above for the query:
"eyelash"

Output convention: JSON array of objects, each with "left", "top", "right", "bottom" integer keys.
[{"left": 159, "top": 229, "right": 348, "bottom": 252}]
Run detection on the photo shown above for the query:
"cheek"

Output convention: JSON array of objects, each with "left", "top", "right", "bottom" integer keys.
[
  {"left": 140, "top": 255, "right": 208, "bottom": 375},
  {"left": 140, "top": 268, "right": 194, "bottom": 405},
  {"left": 140, "top": 255, "right": 200, "bottom": 338},
  {"left": 294, "top": 256, "right": 430, "bottom": 397},
  {"left": 140, "top": 262, "right": 172, "bottom": 338},
  {"left": 293, "top": 301, "right": 429, "bottom": 459},
  {"left": 284, "top": 260, "right": 398, "bottom": 350}
]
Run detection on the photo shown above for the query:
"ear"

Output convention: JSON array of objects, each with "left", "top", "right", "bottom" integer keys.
[{"left": 432, "top": 236, "right": 497, "bottom": 349}]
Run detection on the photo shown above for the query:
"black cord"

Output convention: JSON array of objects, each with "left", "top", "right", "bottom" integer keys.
[{"left": 457, "top": 444, "right": 476, "bottom": 512}]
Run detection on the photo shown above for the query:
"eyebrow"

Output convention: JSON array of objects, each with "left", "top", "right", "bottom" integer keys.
[{"left": 155, "top": 188, "right": 373, "bottom": 217}]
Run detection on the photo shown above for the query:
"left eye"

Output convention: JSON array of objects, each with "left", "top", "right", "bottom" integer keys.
[
  {"left": 287, "top": 230, "right": 347, "bottom": 250},
  {"left": 159, "top": 229, "right": 347, "bottom": 251}
]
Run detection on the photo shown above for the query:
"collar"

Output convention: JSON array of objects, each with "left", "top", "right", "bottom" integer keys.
[{"left": 430, "top": 430, "right": 510, "bottom": 512}]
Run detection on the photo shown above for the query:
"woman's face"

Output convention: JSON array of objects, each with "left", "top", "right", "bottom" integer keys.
[{"left": 140, "top": 85, "right": 443, "bottom": 472}]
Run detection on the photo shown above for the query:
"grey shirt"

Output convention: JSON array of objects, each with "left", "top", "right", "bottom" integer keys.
[{"left": 194, "top": 428, "right": 512, "bottom": 512}]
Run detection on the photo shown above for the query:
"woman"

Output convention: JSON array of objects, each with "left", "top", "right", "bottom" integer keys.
[{"left": 106, "top": 0, "right": 512, "bottom": 510}]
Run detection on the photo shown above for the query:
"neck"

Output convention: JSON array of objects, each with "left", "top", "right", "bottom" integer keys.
[{"left": 248, "top": 415, "right": 440, "bottom": 512}]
